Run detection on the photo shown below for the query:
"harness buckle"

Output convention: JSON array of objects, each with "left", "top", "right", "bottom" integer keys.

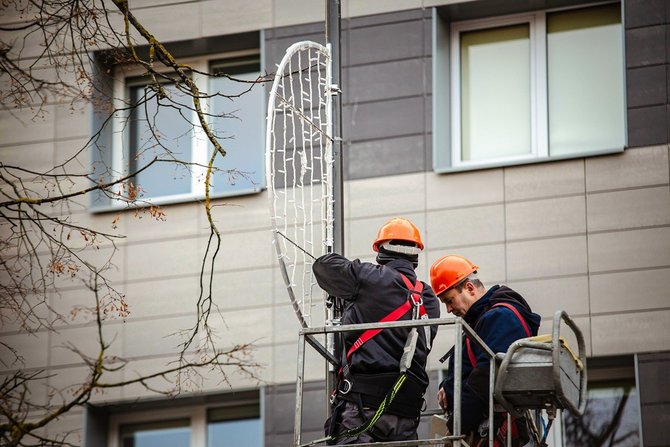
[
  {"left": 409, "top": 291, "right": 423, "bottom": 307},
  {"left": 339, "top": 379, "right": 352, "bottom": 395}
]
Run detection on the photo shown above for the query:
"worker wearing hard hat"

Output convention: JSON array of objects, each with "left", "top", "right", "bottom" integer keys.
[
  {"left": 430, "top": 255, "right": 541, "bottom": 446},
  {"left": 314, "top": 217, "right": 440, "bottom": 444}
]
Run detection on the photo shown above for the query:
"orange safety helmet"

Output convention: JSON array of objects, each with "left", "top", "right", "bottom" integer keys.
[
  {"left": 430, "top": 255, "right": 479, "bottom": 296},
  {"left": 372, "top": 217, "right": 424, "bottom": 252}
]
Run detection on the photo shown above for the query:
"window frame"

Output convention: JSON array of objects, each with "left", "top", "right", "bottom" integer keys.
[
  {"left": 109, "top": 47, "right": 265, "bottom": 208},
  {"left": 106, "top": 390, "right": 264, "bottom": 447},
  {"left": 433, "top": 1, "right": 626, "bottom": 174}
]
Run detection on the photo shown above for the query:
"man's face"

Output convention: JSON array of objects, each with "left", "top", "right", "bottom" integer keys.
[{"left": 438, "top": 282, "right": 476, "bottom": 317}]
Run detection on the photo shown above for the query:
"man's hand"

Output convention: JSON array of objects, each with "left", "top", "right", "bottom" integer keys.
[{"left": 437, "top": 387, "right": 448, "bottom": 411}]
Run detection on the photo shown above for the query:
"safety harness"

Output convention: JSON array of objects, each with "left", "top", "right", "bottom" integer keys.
[{"left": 317, "top": 273, "right": 429, "bottom": 446}]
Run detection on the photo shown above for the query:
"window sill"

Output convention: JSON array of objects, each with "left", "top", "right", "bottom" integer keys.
[
  {"left": 433, "top": 147, "right": 625, "bottom": 175},
  {"left": 89, "top": 185, "right": 265, "bottom": 214}
]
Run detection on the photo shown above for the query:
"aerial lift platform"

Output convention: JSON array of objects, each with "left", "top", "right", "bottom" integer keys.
[{"left": 292, "top": 310, "right": 587, "bottom": 447}]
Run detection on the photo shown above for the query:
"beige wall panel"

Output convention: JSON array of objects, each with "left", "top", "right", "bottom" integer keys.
[
  {"left": 47, "top": 363, "right": 124, "bottom": 403},
  {"left": 587, "top": 186, "right": 670, "bottom": 232},
  {"left": 49, "top": 244, "right": 124, "bottom": 289},
  {"left": 273, "top": 0, "right": 325, "bottom": 28},
  {"left": 49, "top": 322, "right": 122, "bottom": 367},
  {"left": 427, "top": 204, "right": 504, "bottom": 249},
  {"left": 506, "top": 196, "right": 586, "bottom": 241},
  {"left": 422, "top": 0, "right": 475, "bottom": 6},
  {"left": 201, "top": 0, "right": 272, "bottom": 37},
  {"left": 131, "top": 0, "right": 198, "bottom": 10},
  {"left": 55, "top": 104, "right": 89, "bottom": 140},
  {"left": 588, "top": 227, "right": 670, "bottom": 273},
  {"left": 207, "top": 192, "right": 271, "bottom": 234},
  {"left": 504, "top": 159, "right": 584, "bottom": 201},
  {"left": 131, "top": 3, "right": 203, "bottom": 43},
  {"left": 507, "top": 236, "right": 587, "bottom": 280},
  {"left": 51, "top": 286, "right": 122, "bottom": 327},
  {"left": 126, "top": 236, "right": 201, "bottom": 281},
  {"left": 214, "top": 267, "right": 274, "bottom": 309},
  {"left": 0, "top": 370, "right": 48, "bottom": 407},
  {"left": 0, "top": 293, "right": 51, "bottom": 333},
  {"left": 273, "top": 341, "right": 326, "bottom": 383},
  {"left": 427, "top": 243, "right": 506, "bottom": 285},
  {"left": 347, "top": 212, "right": 425, "bottom": 258},
  {"left": 123, "top": 315, "right": 194, "bottom": 358},
  {"left": 213, "top": 229, "right": 273, "bottom": 270},
  {"left": 426, "top": 169, "right": 504, "bottom": 210},
  {"left": 591, "top": 310, "right": 670, "bottom": 355},
  {"left": 346, "top": 0, "right": 422, "bottom": 18},
  {"left": 348, "top": 172, "right": 426, "bottom": 219},
  {"left": 44, "top": 410, "right": 84, "bottom": 444},
  {"left": 0, "top": 142, "right": 54, "bottom": 176},
  {"left": 117, "top": 348, "right": 272, "bottom": 398},
  {"left": 124, "top": 275, "right": 198, "bottom": 319},
  {"left": 208, "top": 306, "right": 273, "bottom": 349},
  {"left": 0, "top": 105, "right": 55, "bottom": 146},
  {"left": 506, "top": 275, "right": 589, "bottom": 319},
  {"left": 585, "top": 145, "right": 669, "bottom": 192},
  {"left": 273, "top": 303, "right": 306, "bottom": 345},
  {"left": 54, "top": 137, "right": 90, "bottom": 170},
  {"left": 590, "top": 268, "right": 670, "bottom": 314},
  {"left": 537, "top": 314, "right": 591, "bottom": 357},
  {"left": 125, "top": 202, "right": 202, "bottom": 242}
]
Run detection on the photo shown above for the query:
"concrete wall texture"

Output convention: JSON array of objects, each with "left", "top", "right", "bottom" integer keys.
[{"left": 1, "top": 0, "right": 669, "bottom": 445}]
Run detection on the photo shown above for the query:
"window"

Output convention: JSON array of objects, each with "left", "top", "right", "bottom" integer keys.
[
  {"left": 562, "top": 379, "right": 640, "bottom": 446},
  {"left": 109, "top": 49, "right": 265, "bottom": 206},
  {"left": 433, "top": 2, "right": 625, "bottom": 171},
  {"left": 107, "top": 391, "right": 263, "bottom": 447}
]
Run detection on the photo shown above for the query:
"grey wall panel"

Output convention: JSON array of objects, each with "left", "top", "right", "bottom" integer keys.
[
  {"left": 627, "top": 65, "right": 667, "bottom": 107},
  {"left": 348, "top": 20, "right": 424, "bottom": 66},
  {"left": 638, "top": 352, "right": 670, "bottom": 446},
  {"left": 624, "top": 0, "right": 666, "bottom": 28},
  {"left": 345, "top": 58, "right": 426, "bottom": 104},
  {"left": 638, "top": 352, "right": 670, "bottom": 404},
  {"left": 625, "top": 25, "right": 666, "bottom": 68},
  {"left": 347, "top": 135, "right": 425, "bottom": 180},
  {"left": 343, "top": 96, "right": 425, "bottom": 143},
  {"left": 628, "top": 105, "right": 668, "bottom": 146}
]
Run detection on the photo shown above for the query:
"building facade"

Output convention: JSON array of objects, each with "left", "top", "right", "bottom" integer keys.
[{"left": 1, "top": 0, "right": 669, "bottom": 446}]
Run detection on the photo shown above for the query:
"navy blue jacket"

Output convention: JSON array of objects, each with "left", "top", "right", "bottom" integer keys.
[
  {"left": 439, "top": 285, "right": 541, "bottom": 434},
  {"left": 313, "top": 253, "right": 440, "bottom": 389}
]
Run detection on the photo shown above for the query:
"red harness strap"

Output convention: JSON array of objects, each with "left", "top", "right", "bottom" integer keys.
[
  {"left": 345, "top": 273, "right": 425, "bottom": 363},
  {"left": 465, "top": 302, "right": 532, "bottom": 368}
]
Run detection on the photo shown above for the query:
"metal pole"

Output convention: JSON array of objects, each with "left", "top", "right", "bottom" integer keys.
[
  {"left": 325, "top": 0, "right": 344, "bottom": 415},
  {"left": 326, "top": 0, "right": 344, "bottom": 257},
  {"left": 294, "top": 332, "right": 306, "bottom": 446},
  {"left": 454, "top": 319, "right": 463, "bottom": 447}
]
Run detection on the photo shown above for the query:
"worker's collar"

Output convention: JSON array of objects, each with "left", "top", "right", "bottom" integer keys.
[
  {"left": 383, "top": 257, "right": 416, "bottom": 279},
  {"left": 463, "top": 285, "right": 499, "bottom": 325}
]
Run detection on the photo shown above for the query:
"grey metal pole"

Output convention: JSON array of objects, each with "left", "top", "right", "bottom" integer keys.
[
  {"left": 454, "top": 319, "right": 463, "bottom": 447},
  {"left": 326, "top": 0, "right": 344, "bottom": 256},
  {"left": 325, "top": 0, "right": 344, "bottom": 414}
]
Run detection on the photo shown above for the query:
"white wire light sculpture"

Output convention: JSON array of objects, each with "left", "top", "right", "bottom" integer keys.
[{"left": 266, "top": 42, "right": 334, "bottom": 328}]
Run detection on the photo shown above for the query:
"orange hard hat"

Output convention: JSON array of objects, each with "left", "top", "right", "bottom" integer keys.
[
  {"left": 430, "top": 255, "right": 479, "bottom": 296},
  {"left": 372, "top": 217, "right": 424, "bottom": 252}
]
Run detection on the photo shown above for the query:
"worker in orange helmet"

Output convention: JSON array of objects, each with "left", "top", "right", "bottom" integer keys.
[
  {"left": 314, "top": 217, "right": 440, "bottom": 444},
  {"left": 430, "top": 255, "right": 541, "bottom": 446}
]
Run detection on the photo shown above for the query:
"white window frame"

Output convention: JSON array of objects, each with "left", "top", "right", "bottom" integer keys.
[
  {"left": 435, "top": 1, "right": 625, "bottom": 173},
  {"left": 107, "top": 391, "right": 265, "bottom": 447},
  {"left": 110, "top": 47, "right": 264, "bottom": 208},
  {"left": 450, "top": 12, "right": 548, "bottom": 169}
]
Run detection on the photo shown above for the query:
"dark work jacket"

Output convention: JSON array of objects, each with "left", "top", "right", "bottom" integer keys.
[
  {"left": 313, "top": 253, "right": 440, "bottom": 392},
  {"left": 439, "top": 285, "right": 541, "bottom": 434}
]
